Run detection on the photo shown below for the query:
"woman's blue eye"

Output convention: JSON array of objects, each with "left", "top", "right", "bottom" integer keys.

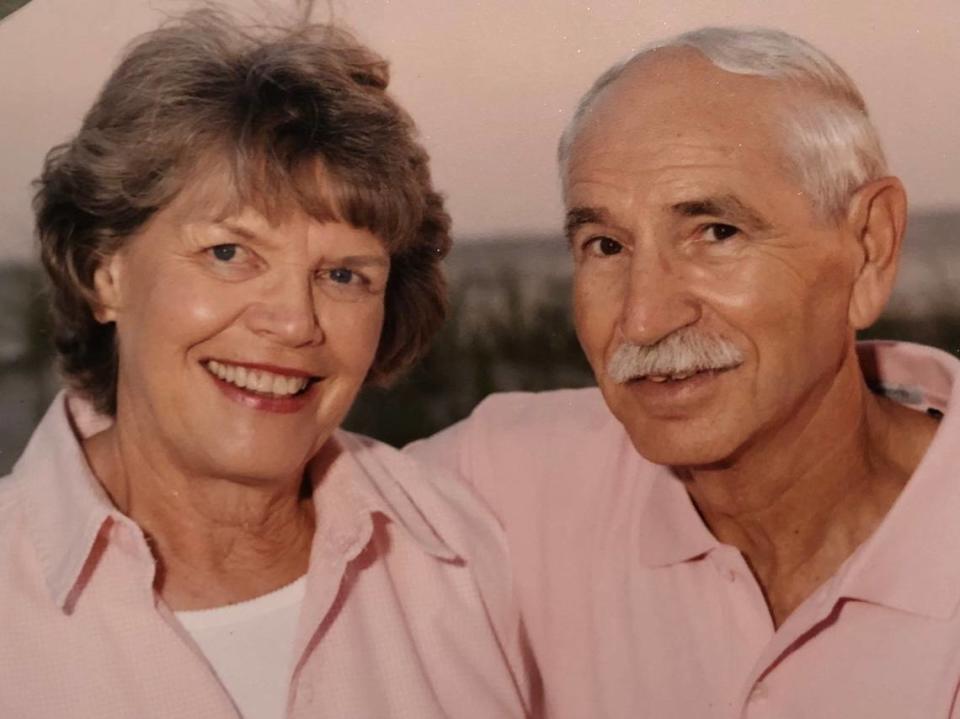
[
  {"left": 329, "top": 268, "right": 355, "bottom": 284},
  {"left": 211, "top": 244, "right": 237, "bottom": 261}
]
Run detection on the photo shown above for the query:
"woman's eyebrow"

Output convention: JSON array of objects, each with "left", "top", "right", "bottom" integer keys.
[
  {"left": 338, "top": 255, "right": 390, "bottom": 268},
  {"left": 215, "top": 220, "right": 264, "bottom": 242}
]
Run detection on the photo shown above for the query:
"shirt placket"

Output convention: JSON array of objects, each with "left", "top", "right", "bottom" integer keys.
[
  {"left": 105, "top": 519, "right": 244, "bottom": 718},
  {"left": 705, "top": 545, "right": 777, "bottom": 718},
  {"left": 733, "top": 574, "right": 844, "bottom": 719},
  {"left": 286, "top": 514, "right": 374, "bottom": 718}
]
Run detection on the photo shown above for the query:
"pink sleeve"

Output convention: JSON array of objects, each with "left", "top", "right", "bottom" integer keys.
[{"left": 406, "top": 420, "right": 473, "bottom": 487}]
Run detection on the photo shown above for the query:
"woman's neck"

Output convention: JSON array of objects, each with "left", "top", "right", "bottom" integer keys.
[{"left": 83, "top": 424, "right": 315, "bottom": 610}]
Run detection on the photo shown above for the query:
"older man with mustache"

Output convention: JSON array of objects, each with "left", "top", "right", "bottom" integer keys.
[{"left": 409, "top": 25, "right": 960, "bottom": 718}]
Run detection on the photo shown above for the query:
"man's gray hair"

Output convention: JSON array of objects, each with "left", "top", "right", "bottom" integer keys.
[{"left": 558, "top": 26, "right": 888, "bottom": 219}]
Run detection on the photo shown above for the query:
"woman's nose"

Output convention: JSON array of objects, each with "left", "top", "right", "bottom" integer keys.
[{"left": 244, "top": 274, "right": 324, "bottom": 347}]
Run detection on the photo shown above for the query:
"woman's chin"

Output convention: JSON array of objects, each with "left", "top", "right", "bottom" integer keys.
[
  {"left": 168, "top": 420, "right": 331, "bottom": 486},
  {"left": 196, "top": 447, "right": 315, "bottom": 487}
]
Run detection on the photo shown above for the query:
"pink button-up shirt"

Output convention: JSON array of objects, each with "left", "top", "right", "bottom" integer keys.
[
  {"left": 0, "top": 394, "right": 534, "bottom": 718},
  {"left": 409, "top": 341, "right": 960, "bottom": 718}
]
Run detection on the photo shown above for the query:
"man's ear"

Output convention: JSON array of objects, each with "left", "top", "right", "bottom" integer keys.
[
  {"left": 845, "top": 177, "right": 907, "bottom": 330},
  {"left": 91, "top": 252, "right": 124, "bottom": 323}
]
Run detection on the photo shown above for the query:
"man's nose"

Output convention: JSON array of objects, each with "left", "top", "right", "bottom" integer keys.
[
  {"left": 245, "top": 274, "right": 323, "bottom": 347},
  {"left": 619, "top": 249, "right": 701, "bottom": 346}
]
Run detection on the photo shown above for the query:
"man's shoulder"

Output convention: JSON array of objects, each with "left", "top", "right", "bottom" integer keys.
[
  {"left": 406, "top": 387, "right": 632, "bottom": 515},
  {"left": 467, "top": 386, "right": 615, "bottom": 436},
  {"left": 407, "top": 387, "right": 620, "bottom": 477}
]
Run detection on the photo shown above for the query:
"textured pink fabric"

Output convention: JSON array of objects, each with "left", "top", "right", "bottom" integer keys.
[
  {"left": 0, "top": 394, "right": 534, "bottom": 718},
  {"left": 408, "top": 341, "right": 960, "bottom": 718}
]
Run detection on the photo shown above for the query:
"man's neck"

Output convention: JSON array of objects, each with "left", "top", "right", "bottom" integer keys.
[{"left": 681, "top": 354, "right": 939, "bottom": 627}]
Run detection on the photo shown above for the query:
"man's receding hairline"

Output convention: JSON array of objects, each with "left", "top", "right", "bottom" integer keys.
[
  {"left": 564, "top": 47, "right": 816, "bottom": 157},
  {"left": 559, "top": 26, "right": 888, "bottom": 219}
]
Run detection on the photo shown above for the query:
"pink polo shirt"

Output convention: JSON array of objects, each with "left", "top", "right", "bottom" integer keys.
[
  {"left": 0, "top": 394, "right": 535, "bottom": 718},
  {"left": 408, "top": 341, "right": 960, "bottom": 718}
]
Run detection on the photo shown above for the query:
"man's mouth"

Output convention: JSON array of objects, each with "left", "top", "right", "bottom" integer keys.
[
  {"left": 204, "top": 360, "right": 315, "bottom": 398},
  {"left": 642, "top": 371, "right": 698, "bottom": 383},
  {"left": 631, "top": 367, "right": 733, "bottom": 384}
]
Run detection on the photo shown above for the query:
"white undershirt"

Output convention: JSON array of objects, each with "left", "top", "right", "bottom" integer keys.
[{"left": 176, "top": 576, "right": 307, "bottom": 719}]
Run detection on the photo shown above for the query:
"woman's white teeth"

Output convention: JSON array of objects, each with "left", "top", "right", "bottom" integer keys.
[{"left": 206, "top": 360, "right": 308, "bottom": 396}]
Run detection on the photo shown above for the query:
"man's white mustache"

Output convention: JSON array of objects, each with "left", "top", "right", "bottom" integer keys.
[{"left": 607, "top": 328, "right": 744, "bottom": 383}]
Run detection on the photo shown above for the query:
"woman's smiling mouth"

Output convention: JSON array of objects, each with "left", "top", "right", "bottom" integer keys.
[{"left": 204, "top": 359, "right": 315, "bottom": 398}]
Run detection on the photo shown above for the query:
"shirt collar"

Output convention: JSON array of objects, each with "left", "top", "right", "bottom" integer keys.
[
  {"left": 633, "top": 339, "right": 960, "bottom": 621},
  {"left": 832, "top": 341, "right": 960, "bottom": 619},
  {"left": 18, "top": 393, "right": 459, "bottom": 611},
  {"left": 16, "top": 393, "right": 121, "bottom": 611},
  {"left": 633, "top": 463, "right": 719, "bottom": 568},
  {"left": 309, "top": 430, "right": 459, "bottom": 563}
]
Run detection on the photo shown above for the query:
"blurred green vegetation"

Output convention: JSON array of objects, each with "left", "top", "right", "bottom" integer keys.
[
  {"left": 345, "top": 273, "right": 960, "bottom": 447},
  {"left": 1, "top": 257, "right": 959, "bottom": 471},
  {"left": 0, "top": 264, "right": 56, "bottom": 417},
  {"left": 0, "top": 0, "right": 31, "bottom": 21},
  {"left": 862, "top": 313, "right": 960, "bottom": 356},
  {"left": 344, "top": 271, "right": 594, "bottom": 445}
]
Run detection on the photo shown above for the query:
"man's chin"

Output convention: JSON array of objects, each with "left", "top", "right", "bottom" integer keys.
[
  {"left": 618, "top": 413, "right": 743, "bottom": 469},
  {"left": 632, "top": 441, "right": 734, "bottom": 470}
]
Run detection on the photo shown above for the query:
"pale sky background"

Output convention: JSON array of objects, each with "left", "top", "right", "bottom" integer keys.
[{"left": 1, "top": 0, "right": 958, "bottom": 263}]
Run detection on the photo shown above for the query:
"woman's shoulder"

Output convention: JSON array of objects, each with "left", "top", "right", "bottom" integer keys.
[
  {"left": 0, "top": 470, "right": 24, "bottom": 527},
  {"left": 0, "top": 467, "right": 45, "bottom": 608},
  {"left": 0, "top": 416, "right": 53, "bottom": 539},
  {"left": 335, "top": 429, "right": 509, "bottom": 562},
  {"left": 333, "top": 430, "right": 536, "bottom": 715}
]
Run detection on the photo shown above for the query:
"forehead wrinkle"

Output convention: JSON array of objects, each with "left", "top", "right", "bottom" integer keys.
[
  {"left": 215, "top": 219, "right": 260, "bottom": 241},
  {"left": 570, "top": 67, "right": 797, "bottom": 184},
  {"left": 567, "top": 135, "right": 782, "bottom": 197},
  {"left": 205, "top": 211, "right": 295, "bottom": 251},
  {"left": 671, "top": 195, "right": 774, "bottom": 233},
  {"left": 567, "top": 156, "right": 793, "bottom": 234}
]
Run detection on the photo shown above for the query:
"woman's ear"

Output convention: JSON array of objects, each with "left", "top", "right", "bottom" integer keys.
[
  {"left": 845, "top": 177, "right": 907, "bottom": 330},
  {"left": 91, "top": 252, "right": 124, "bottom": 323}
]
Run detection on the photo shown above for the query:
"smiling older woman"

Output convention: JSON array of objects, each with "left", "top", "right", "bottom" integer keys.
[{"left": 0, "top": 9, "right": 535, "bottom": 719}]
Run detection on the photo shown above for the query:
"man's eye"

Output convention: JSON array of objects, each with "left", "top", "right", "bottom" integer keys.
[
  {"left": 706, "top": 224, "right": 740, "bottom": 242},
  {"left": 210, "top": 244, "right": 239, "bottom": 261},
  {"left": 586, "top": 236, "right": 623, "bottom": 257}
]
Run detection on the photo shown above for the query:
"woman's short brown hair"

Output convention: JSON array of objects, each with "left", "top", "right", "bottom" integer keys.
[{"left": 34, "top": 8, "right": 451, "bottom": 416}]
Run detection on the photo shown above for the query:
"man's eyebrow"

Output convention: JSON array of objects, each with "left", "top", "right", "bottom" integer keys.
[
  {"left": 671, "top": 195, "right": 772, "bottom": 231},
  {"left": 564, "top": 206, "right": 611, "bottom": 243}
]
